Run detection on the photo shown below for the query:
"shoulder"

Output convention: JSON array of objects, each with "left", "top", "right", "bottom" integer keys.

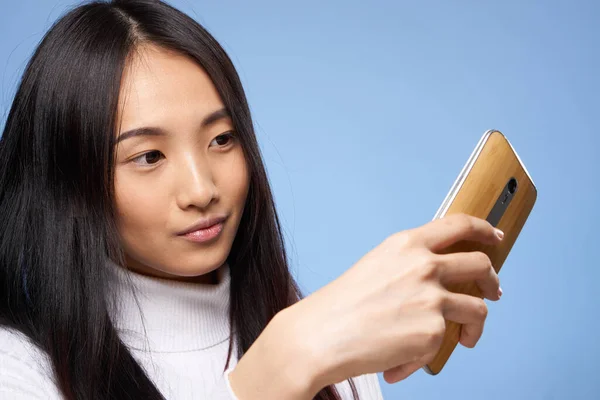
[
  {"left": 0, "top": 327, "right": 63, "bottom": 399},
  {"left": 336, "top": 372, "right": 384, "bottom": 400}
]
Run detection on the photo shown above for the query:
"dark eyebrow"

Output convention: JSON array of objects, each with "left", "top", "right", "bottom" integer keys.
[
  {"left": 200, "top": 108, "right": 231, "bottom": 128},
  {"left": 116, "top": 108, "right": 231, "bottom": 143},
  {"left": 116, "top": 126, "right": 167, "bottom": 143}
]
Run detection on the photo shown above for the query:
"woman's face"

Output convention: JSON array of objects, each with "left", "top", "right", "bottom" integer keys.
[{"left": 113, "top": 45, "right": 250, "bottom": 283}]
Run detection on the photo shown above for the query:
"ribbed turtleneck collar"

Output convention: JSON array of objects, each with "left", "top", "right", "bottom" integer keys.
[{"left": 105, "top": 261, "right": 231, "bottom": 353}]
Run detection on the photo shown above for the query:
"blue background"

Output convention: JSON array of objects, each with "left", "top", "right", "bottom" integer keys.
[{"left": 1, "top": 1, "right": 598, "bottom": 399}]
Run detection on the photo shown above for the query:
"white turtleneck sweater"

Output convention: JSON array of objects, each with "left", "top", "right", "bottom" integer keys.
[{"left": 0, "top": 262, "right": 384, "bottom": 399}]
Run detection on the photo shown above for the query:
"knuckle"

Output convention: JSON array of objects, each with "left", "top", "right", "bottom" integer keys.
[
  {"left": 461, "top": 214, "right": 476, "bottom": 233},
  {"left": 424, "top": 316, "right": 446, "bottom": 350},
  {"left": 446, "top": 213, "right": 474, "bottom": 234},
  {"left": 423, "top": 287, "right": 445, "bottom": 311},
  {"left": 420, "top": 253, "right": 441, "bottom": 279},
  {"left": 455, "top": 212, "right": 471, "bottom": 221},
  {"left": 476, "top": 300, "right": 489, "bottom": 320},
  {"left": 474, "top": 251, "right": 492, "bottom": 270},
  {"left": 389, "top": 231, "right": 413, "bottom": 249},
  {"left": 451, "top": 212, "right": 470, "bottom": 225},
  {"left": 440, "top": 214, "right": 456, "bottom": 230}
]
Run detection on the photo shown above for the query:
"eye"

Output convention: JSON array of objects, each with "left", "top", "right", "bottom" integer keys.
[
  {"left": 131, "top": 150, "right": 164, "bottom": 166},
  {"left": 210, "top": 131, "right": 236, "bottom": 148}
]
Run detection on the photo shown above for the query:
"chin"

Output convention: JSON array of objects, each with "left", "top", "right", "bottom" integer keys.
[
  {"left": 169, "top": 244, "right": 231, "bottom": 277},
  {"left": 123, "top": 240, "right": 231, "bottom": 280},
  {"left": 167, "top": 262, "right": 222, "bottom": 278}
]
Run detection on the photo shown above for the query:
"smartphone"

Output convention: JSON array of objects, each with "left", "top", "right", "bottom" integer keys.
[{"left": 422, "top": 129, "right": 537, "bottom": 375}]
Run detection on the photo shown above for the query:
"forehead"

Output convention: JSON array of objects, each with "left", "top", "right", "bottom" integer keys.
[{"left": 116, "top": 44, "right": 223, "bottom": 130}]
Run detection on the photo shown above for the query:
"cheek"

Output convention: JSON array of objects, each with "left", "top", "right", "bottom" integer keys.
[
  {"left": 114, "top": 171, "right": 168, "bottom": 236},
  {"left": 220, "top": 152, "right": 250, "bottom": 206}
]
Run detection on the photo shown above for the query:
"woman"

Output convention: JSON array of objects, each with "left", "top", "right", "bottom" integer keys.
[{"left": 0, "top": 1, "right": 502, "bottom": 399}]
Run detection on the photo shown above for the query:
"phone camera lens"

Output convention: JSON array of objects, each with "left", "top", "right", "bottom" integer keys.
[{"left": 508, "top": 178, "right": 518, "bottom": 194}]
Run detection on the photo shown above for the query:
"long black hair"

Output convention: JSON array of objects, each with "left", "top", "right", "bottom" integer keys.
[{"left": 0, "top": 0, "right": 359, "bottom": 399}]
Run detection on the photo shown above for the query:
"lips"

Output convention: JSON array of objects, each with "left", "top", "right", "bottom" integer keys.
[{"left": 177, "top": 215, "right": 228, "bottom": 236}]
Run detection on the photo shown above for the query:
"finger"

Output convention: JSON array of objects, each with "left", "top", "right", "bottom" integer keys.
[
  {"left": 459, "top": 316, "right": 485, "bottom": 348},
  {"left": 415, "top": 214, "right": 503, "bottom": 252},
  {"left": 442, "top": 292, "right": 488, "bottom": 347},
  {"left": 436, "top": 251, "right": 501, "bottom": 301},
  {"left": 383, "top": 353, "right": 433, "bottom": 383}
]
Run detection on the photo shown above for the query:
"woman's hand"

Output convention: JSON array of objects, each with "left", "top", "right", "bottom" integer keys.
[
  {"left": 289, "top": 213, "right": 503, "bottom": 387},
  {"left": 230, "top": 213, "right": 503, "bottom": 399}
]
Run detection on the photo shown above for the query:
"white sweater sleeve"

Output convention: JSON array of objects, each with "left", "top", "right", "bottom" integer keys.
[
  {"left": 347, "top": 372, "right": 384, "bottom": 399},
  {"left": 0, "top": 328, "right": 63, "bottom": 399},
  {"left": 1, "top": 327, "right": 385, "bottom": 400}
]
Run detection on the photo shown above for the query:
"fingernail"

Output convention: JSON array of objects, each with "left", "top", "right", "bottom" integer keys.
[
  {"left": 495, "top": 228, "right": 504, "bottom": 240},
  {"left": 498, "top": 287, "right": 503, "bottom": 298}
]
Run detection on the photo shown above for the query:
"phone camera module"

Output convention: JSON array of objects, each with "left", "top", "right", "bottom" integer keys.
[{"left": 508, "top": 178, "right": 518, "bottom": 194}]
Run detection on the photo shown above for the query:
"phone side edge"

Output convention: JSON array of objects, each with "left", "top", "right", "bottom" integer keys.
[{"left": 432, "top": 129, "right": 496, "bottom": 221}]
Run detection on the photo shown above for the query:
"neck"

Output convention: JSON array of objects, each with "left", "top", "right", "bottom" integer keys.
[{"left": 105, "top": 259, "right": 232, "bottom": 352}]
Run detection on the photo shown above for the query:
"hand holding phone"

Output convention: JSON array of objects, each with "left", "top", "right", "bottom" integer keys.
[
  {"left": 232, "top": 130, "right": 536, "bottom": 396},
  {"left": 423, "top": 129, "right": 537, "bottom": 375},
  {"left": 254, "top": 213, "right": 504, "bottom": 394}
]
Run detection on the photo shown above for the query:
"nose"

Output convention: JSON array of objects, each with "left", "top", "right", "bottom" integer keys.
[{"left": 175, "top": 154, "right": 218, "bottom": 210}]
